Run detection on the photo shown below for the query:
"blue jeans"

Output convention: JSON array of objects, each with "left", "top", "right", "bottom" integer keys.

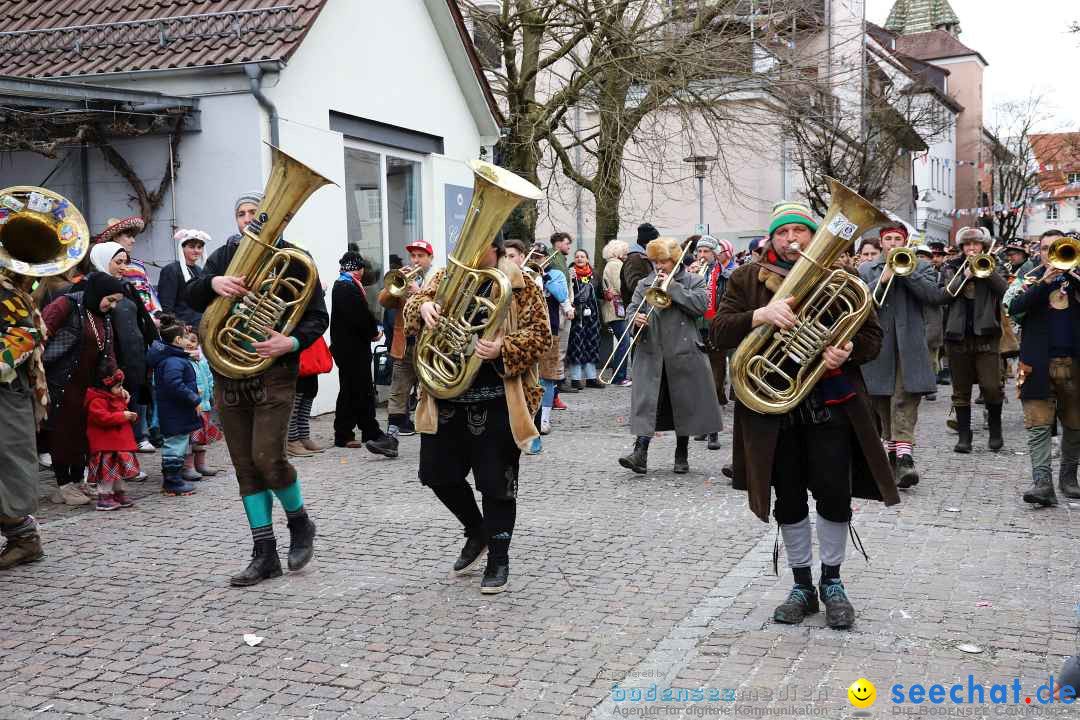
[
  {"left": 607, "top": 320, "right": 631, "bottom": 383},
  {"left": 128, "top": 398, "right": 148, "bottom": 443},
  {"left": 161, "top": 434, "right": 191, "bottom": 479},
  {"left": 541, "top": 379, "right": 557, "bottom": 408},
  {"left": 568, "top": 363, "right": 597, "bottom": 381}
]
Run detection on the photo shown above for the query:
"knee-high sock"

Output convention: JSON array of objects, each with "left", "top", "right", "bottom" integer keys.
[
  {"left": 780, "top": 516, "right": 812, "bottom": 569},
  {"left": 431, "top": 483, "right": 484, "bottom": 537},
  {"left": 482, "top": 495, "right": 516, "bottom": 562},
  {"left": 272, "top": 480, "right": 304, "bottom": 513},
  {"left": 816, "top": 513, "right": 848, "bottom": 567},
  {"left": 242, "top": 491, "right": 274, "bottom": 543}
]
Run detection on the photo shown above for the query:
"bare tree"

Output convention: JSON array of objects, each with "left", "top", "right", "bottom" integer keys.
[
  {"left": 463, "top": 0, "right": 811, "bottom": 257},
  {"left": 783, "top": 50, "right": 945, "bottom": 218}
]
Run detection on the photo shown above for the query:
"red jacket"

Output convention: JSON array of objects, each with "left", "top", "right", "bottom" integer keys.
[{"left": 84, "top": 387, "right": 137, "bottom": 454}]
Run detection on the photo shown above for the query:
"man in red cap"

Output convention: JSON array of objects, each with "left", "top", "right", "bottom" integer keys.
[
  {"left": 859, "top": 222, "right": 946, "bottom": 488},
  {"left": 377, "top": 240, "right": 435, "bottom": 439}
]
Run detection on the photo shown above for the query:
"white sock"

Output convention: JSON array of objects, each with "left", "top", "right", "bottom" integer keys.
[
  {"left": 780, "top": 516, "right": 812, "bottom": 568},
  {"left": 816, "top": 514, "right": 849, "bottom": 567},
  {"left": 541, "top": 406, "right": 551, "bottom": 426}
]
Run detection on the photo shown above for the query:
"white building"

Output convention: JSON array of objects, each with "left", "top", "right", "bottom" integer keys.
[{"left": 0, "top": 0, "right": 501, "bottom": 413}]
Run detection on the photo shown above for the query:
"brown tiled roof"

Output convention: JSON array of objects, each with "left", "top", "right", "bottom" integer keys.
[
  {"left": 0, "top": 1, "right": 327, "bottom": 78},
  {"left": 1031, "top": 132, "right": 1080, "bottom": 197},
  {"left": 894, "top": 29, "right": 987, "bottom": 66}
]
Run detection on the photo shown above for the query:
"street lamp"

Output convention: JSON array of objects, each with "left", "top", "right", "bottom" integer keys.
[{"left": 684, "top": 155, "right": 717, "bottom": 233}]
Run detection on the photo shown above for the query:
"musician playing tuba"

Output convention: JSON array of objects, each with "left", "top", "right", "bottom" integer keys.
[
  {"left": 858, "top": 221, "right": 946, "bottom": 490},
  {"left": 185, "top": 190, "right": 329, "bottom": 588},
  {"left": 403, "top": 235, "right": 550, "bottom": 595},
  {"left": 617, "top": 237, "right": 722, "bottom": 476},
  {"left": 710, "top": 201, "right": 898, "bottom": 631},
  {"left": 940, "top": 226, "right": 1009, "bottom": 454}
]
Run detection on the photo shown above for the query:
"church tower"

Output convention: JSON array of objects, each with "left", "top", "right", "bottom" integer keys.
[{"left": 884, "top": 0, "right": 962, "bottom": 38}]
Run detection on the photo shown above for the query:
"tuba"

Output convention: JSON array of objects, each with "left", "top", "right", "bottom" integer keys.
[
  {"left": 415, "top": 160, "right": 543, "bottom": 399},
  {"left": 0, "top": 186, "right": 90, "bottom": 277},
  {"left": 730, "top": 178, "right": 889, "bottom": 415},
  {"left": 200, "top": 145, "right": 335, "bottom": 379}
]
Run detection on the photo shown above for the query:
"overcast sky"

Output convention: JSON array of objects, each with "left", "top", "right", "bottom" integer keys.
[{"left": 865, "top": 0, "right": 1080, "bottom": 131}]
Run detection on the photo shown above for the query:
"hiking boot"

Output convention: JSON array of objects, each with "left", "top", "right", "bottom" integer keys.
[
  {"left": 585, "top": 379, "right": 603, "bottom": 389},
  {"left": 286, "top": 440, "right": 314, "bottom": 457},
  {"left": 618, "top": 439, "right": 649, "bottom": 474},
  {"left": 1060, "top": 461, "right": 1080, "bottom": 499},
  {"left": 1023, "top": 467, "right": 1058, "bottom": 507},
  {"left": 707, "top": 433, "right": 722, "bottom": 451},
  {"left": 693, "top": 434, "right": 707, "bottom": 441},
  {"left": 95, "top": 494, "right": 122, "bottom": 511},
  {"left": 53, "top": 483, "right": 90, "bottom": 506},
  {"left": 0, "top": 533, "right": 44, "bottom": 570},
  {"left": 162, "top": 478, "right": 196, "bottom": 496},
  {"left": 229, "top": 538, "right": 283, "bottom": 587},
  {"left": 194, "top": 465, "right": 218, "bottom": 477},
  {"left": 721, "top": 463, "right": 734, "bottom": 479},
  {"left": 987, "top": 404, "right": 1004, "bottom": 451},
  {"left": 773, "top": 584, "right": 819, "bottom": 624},
  {"left": 300, "top": 438, "right": 325, "bottom": 453},
  {"left": 895, "top": 455, "right": 920, "bottom": 489},
  {"left": 953, "top": 407, "right": 972, "bottom": 454},
  {"left": 180, "top": 468, "right": 203, "bottom": 482},
  {"left": 480, "top": 557, "right": 509, "bottom": 594},
  {"left": 453, "top": 535, "right": 487, "bottom": 575},
  {"left": 571, "top": 380, "right": 584, "bottom": 391},
  {"left": 286, "top": 514, "right": 316, "bottom": 571},
  {"left": 560, "top": 381, "right": 579, "bottom": 394},
  {"left": 365, "top": 434, "right": 399, "bottom": 458},
  {"left": 819, "top": 579, "right": 856, "bottom": 629}
]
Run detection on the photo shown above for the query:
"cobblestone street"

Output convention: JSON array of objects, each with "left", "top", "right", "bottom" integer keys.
[{"left": 2, "top": 380, "right": 1079, "bottom": 720}]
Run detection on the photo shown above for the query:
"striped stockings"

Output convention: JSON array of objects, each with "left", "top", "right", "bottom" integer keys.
[{"left": 288, "top": 393, "right": 314, "bottom": 442}]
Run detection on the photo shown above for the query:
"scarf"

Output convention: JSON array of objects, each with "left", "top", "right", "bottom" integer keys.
[
  {"left": 704, "top": 263, "right": 722, "bottom": 320},
  {"left": 339, "top": 271, "right": 367, "bottom": 299},
  {"left": 574, "top": 262, "right": 593, "bottom": 280},
  {"left": 0, "top": 273, "right": 50, "bottom": 428},
  {"left": 765, "top": 247, "right": 795, "bottom": 271}
]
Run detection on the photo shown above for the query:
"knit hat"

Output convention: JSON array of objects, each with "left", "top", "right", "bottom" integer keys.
[
  {"left": 696, "top": 235, "right": 719, "bottom": 252},
  {"left": 339, "top": 250, "right": 368, "bottom": 272},
  {"left": 637, "top": 223, "right": 660, "bottom": 244},
  {"left": 748, "top": 237, "right": 765, "bottom": 254},
  {"left": 716, "top": 238, "right": 735, "bottom": 258},
  {"left": 234, "top": 191, "right": 264, "bottom": 214},
  {"left": 767, "top": 201, "right": 817, "bottom": 238}
]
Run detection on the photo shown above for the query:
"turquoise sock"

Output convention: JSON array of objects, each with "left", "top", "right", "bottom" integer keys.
[
  {"left": 241, "top": 490, "right": 274, "bottom": 529},
  {"left": 272, "top": 480, "right": 304, "bottom": 513}
]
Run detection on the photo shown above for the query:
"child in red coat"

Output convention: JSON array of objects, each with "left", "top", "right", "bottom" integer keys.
[{"left": 85, "top": 367, "right": 141, "bottom": 511}]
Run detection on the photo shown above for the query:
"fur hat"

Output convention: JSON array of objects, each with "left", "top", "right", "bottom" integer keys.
[
  {"left": 645, "top": 237, "right": 683, "bottom": 262},
  {"left": 955, "top": 226, "right": 992, "bottom": 249}
]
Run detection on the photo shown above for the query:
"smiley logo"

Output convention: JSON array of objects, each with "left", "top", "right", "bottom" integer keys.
[{"left": 848, "top": 678, "right": 876, "bottom": 708}]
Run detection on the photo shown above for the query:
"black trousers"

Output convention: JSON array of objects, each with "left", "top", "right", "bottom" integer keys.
[
  {"left": 771, "top": 409, "right": 854, "bottom": 525},
  {"left": 419, "top": 398, "right": 520, "bottom": 499},
  {"left": 333, "top": 353, "right": 382, "bottom": 444}
]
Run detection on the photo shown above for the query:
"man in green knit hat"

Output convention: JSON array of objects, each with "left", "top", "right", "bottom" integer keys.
[{"left": 710, "top": 200, "right": 897, "bottom": 630}]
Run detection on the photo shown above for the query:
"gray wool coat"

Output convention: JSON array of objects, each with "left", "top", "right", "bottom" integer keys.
[
  {"left": 859, "top": 257, "right": 946, "bottom": 395},
  {"left": 626, "top": 266, "right": 723, "bottom": 437}
]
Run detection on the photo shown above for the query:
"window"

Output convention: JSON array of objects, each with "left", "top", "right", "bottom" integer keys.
[
  {"left": 1047, "top": 204, "right": 1059, "bottom": 220},
  {"left": 947, "top": 167, "right": 952, "bottom": 197},
  {"left": 1076, "top": 203, "right": 1080, "bottom": 220},
  {"left": 1069, "top": 172, "right": 1080, "bottom": 185}
]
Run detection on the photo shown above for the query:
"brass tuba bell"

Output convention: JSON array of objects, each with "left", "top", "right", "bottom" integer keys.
[
  {"left": 0, "top": 186, "right": 90, "bottom": 277},
  {"left": 200, "top": 145, "right": 336, "bottom": 379},
  {"left": 414, "top": 160, "right": 543, "bottom": 399}
]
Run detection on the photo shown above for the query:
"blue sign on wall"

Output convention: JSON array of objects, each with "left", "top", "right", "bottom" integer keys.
[{"left": 444, "top": 184, "right": 473, "bottom": 256}]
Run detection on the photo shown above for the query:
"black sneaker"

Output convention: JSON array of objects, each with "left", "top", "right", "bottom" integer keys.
[
  {"left": 364, "top": 434, "right": 399, "bottom": 458},
  {"left": 773, "top": 584, "right": 819, "bottom": 624},
  {"left": 397, "top": 419, "right": 417, "bottom": 437},
  {"left": 453, "top": 536, "right": 487, "bottom": 575},
  {"left": 480, "top": 557, "right": 509, "bottom": 594},
  {"left": 819, "top": 579, "right": 855, "bottom": 629}
]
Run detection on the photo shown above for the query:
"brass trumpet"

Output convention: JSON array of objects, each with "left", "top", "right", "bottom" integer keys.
[
  {"left": 1048, "top": 234, "right": 1080, "bottom": 271},
  {"left": 945, "top": 238, "right": 999, "bottom": 297},
  {"left": 871, "top": 240, "right": 918, "bottom": 307},
  {"left": 598, "top": 239, "right": 691, "bottom": 384},
  {"left": 384, "top": 265, "right": 424, "bottom": 298}
]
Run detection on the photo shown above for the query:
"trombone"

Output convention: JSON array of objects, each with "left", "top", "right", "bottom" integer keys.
[
  {"left": 871, "top": 239, "right": 919, "bottom": 307},
  {"left": 522, "top": 247, "right": 560, "bottom": 282},
  {"left": 1022, "top": 235, "right": 1080, "bottom": 286},
  {"left": 598, "top": 239, "right": 691, "bottom": 384},
  {"left": 945, "top": 238, "right": 999, "bottom": 297},
  {"left": 384, "top": 265, "right": 424, "bottom": 298}
]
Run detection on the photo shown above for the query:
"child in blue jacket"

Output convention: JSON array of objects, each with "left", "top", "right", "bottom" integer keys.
[{"left": 147, "top": 314, "right": 201, "bottom": 496}]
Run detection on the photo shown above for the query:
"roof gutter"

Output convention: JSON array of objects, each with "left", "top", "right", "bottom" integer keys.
[{"left": 244, "top": 63, "right": 279, "bottom": 146}]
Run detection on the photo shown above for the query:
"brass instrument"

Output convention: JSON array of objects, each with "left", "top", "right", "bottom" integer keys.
[
  {"left": 415, "top": 160, "right": 543, "bottom": 399},
  {"left": 384, "top": 265, "right": 424, "bottom": 298},
  {"left": 200, "top": 145, "right": 336, "bottom": 379},
  {"left": 730, "top": 178, "right": 888, "bottom": 414},
  {"left": 598, "top": 239, "right": 692, "bottom": 384},
  {"left": 944, "top": 238, "right": 999, "bottom": 297},
  {"left": 871, "top": 237, "right": 918, "bottom": 307},
  {"left": 521, "top": 248, "right": 560, "bottom": 282},
  {"left": 1048, "top": 234, "right": 1080, "bottom": 271},
  {"left": 0, "top": 186, "right": 90, "bottom": 277}
]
